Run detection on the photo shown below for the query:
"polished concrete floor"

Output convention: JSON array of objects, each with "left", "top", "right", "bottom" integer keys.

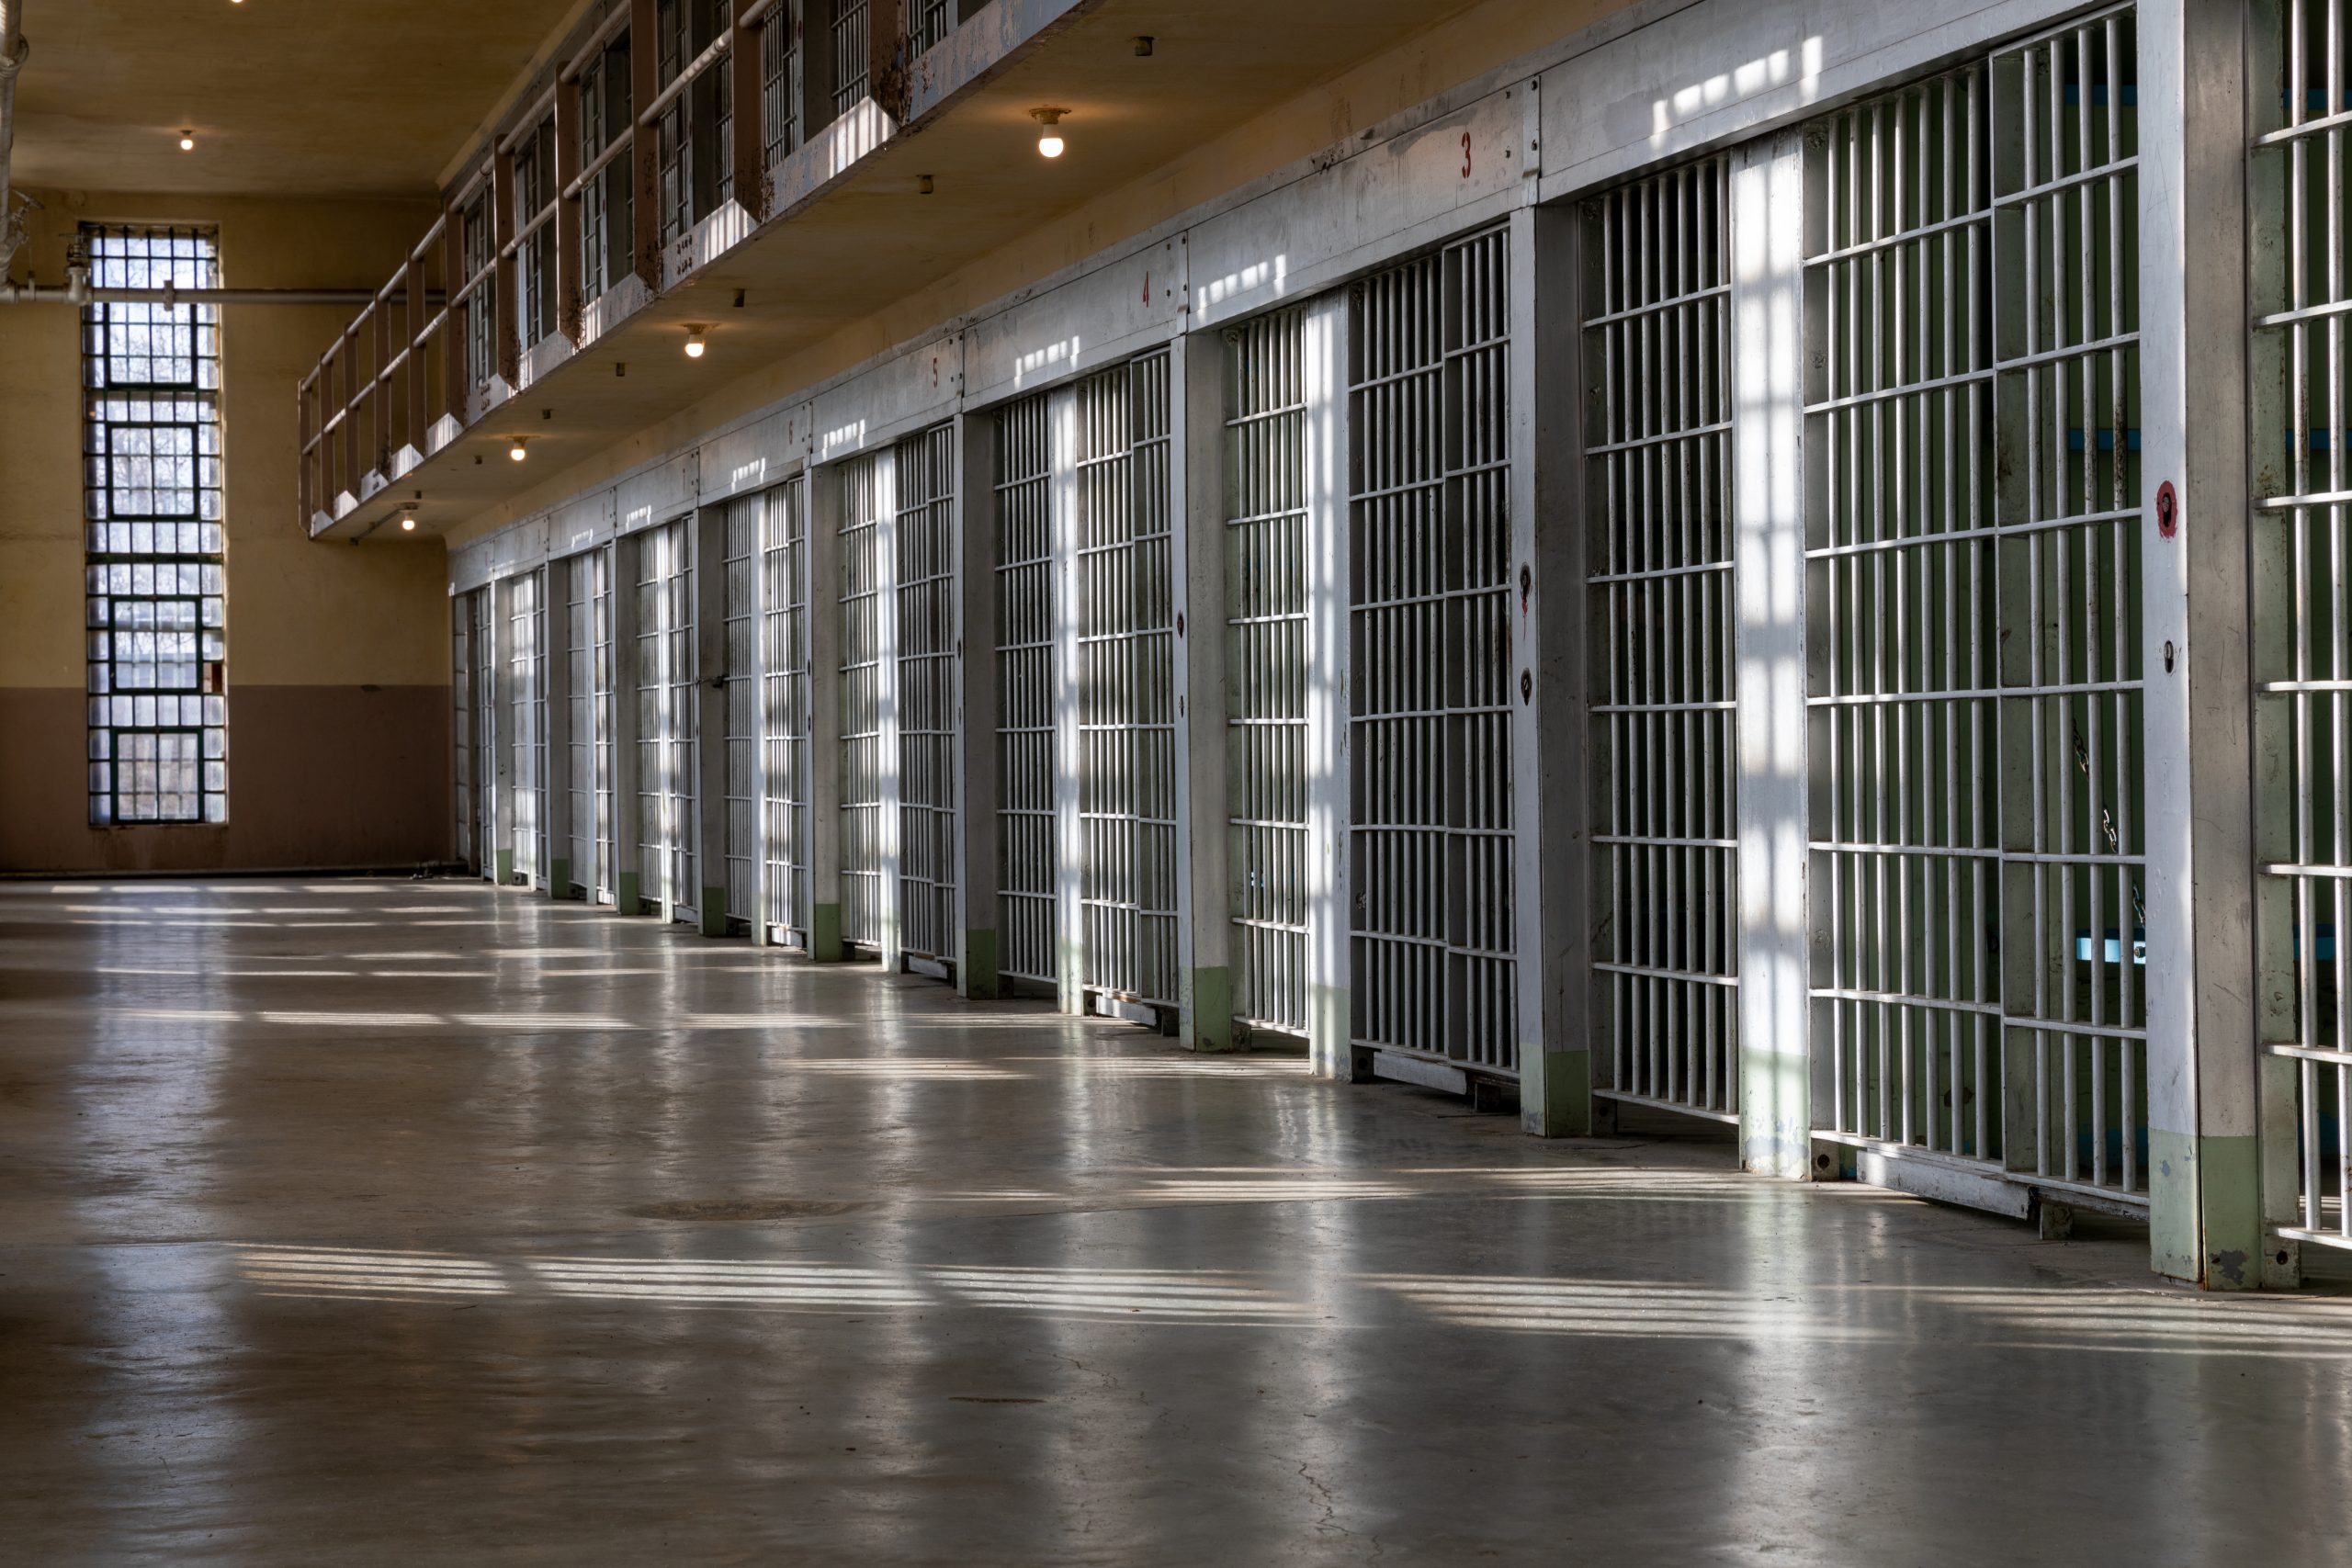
[{"left": 3, "top": 877, "right": 2350, "bottom": 1565}]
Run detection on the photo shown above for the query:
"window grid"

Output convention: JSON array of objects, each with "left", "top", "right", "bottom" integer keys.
[{"left": 83, "top": 225, "right": 227, "bottom": 826}]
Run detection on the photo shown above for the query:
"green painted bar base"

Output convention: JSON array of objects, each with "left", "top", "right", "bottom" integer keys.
[
  {"left": 960, "top": 928, "right": 1000, "bottom": 1000},
  {"left": 494, "top": 849, "right": 515, "bottom": 886},
  {"left": 1308, "top": 983, "right": 1350, "bottom": 1079},
  {"left": 1182, "top": 965, "right": 1233, "bottom": 1053},
  {"left": 2149, "top": 1128, "right": 2265, "bottom": 1290},
  {"left": 808, "top": 902, "right": 843, "bottom": 963},
  {"left": 700, "top": 886, "right": 728, "bottom": 938},
  {"left": 616, "top": 871, "right": 644, "bottom": 917},
  {"left": 547, "top": 859, "right": 571, "bottom": 900},
  {"left": 1521, "top": 1048, "right": 1592, "bottom": 1138}
]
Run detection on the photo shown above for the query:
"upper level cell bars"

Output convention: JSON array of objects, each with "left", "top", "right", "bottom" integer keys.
[
  {"left": 897, "top": 423, "right": 960, "bottom": 968},
  {"left": 509, "top": 568, "right": 548, "bottom": 884},
  {"left": 839, "top": 452, "right": 889, "bottom": 950},
  {"left": 1350, "top": 232, "right": 1518, "bottom": 1074},
  {"left": 655, "top": 0, "right": 733, "bottom": 241},
  {"left": 580, "top": 31, "right": 634, "bottom": 303},
  {"left": 996, "top": 391, "right": 1060, "bottom": 987},
  {"left": 1227, "top": 309, "right": 1311, "bottom": 1036},
  {"left": 833, "top": 0, "right": 870, "bottom": 115},
  {"left": 1805, "top": 73, "right": 2000, "bottom": 1162},
  {"left": 763, "top": 479, "right": 811, "bottom": 946},
  {"left": 723, "top": 495, "right": 762, "bottom": 927},
  {"left": 2254, "top": 0, "right": 2352, "bottom": 1246},
  {"left": 911, "top": 0, "right": 954, "bottom": 53},
  {"left": 636, "top": 518, "right": 699, "bottom": 919},
  {"left": 761, "top": 1, "right": 803, "bottom": 172},
  {"left": 1582, "top": 161, "right": 1740, "bottom": 1120},
  {"left": 567, "top": 547, "right": 615, "bottom": 903},
  {"left": 1078, "top": 353, "right": 1182, "bottom": 1009}
]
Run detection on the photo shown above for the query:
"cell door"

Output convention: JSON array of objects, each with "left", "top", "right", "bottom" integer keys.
[
  {"left": 636, "top": 518, "right": 699, "bottom": 919},
  {"left": 995, "top": 390, "right": 1059, "bottom": 987},
  {"left": 897, "top": 422, "right": 959, "bottom": 969},
  {"left": 762, "top": 478, "right": 811, "bottom": 945},
  {"left": 452, "top": 590, "right": 481, "bottom": 873},
  {"left": 565, "top": 547, "right": 613, "bottom": 903},
  {"left": 471, "top": 589, "right": 497, "bottom": 878},
  {"left": 1349, "top": 230, "right": 1518, "bottom": 1076},
  {"left": 1078, "top": 353, "right": 1181, "bottom": 1010},
  {"left": 1227, "top": 308, "right": 1311, "bottom": 1036},
  {"left": 1805, "top": 19, "right": 2147, "bottom": 1209},
  {"left": 2258, "top": 0, "right": 2352, "bottom": 1250},
  {"left": 839, "top": 451, "right": 888, "bottom": 950},
  {"left": 1582, "top": 160, "right": 1741, "bottom": 1121},
  {"left": 722, "top": 492, "right": 762, "bottom": 927},
  {"left": 509, "top": 567, "right": 548, "bottom": 886}
]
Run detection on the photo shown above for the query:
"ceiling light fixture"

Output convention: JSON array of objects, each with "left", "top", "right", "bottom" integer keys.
[
  {"left": 508, "top": 437, "right": 527, "bottom": 462},
  {"left": 684, "top": 326, "right": 707, "bottom": 359},
  {"left": 401, "top": 515, "right": 417, "bottom": 532},
  {"left": 178, "top": 131, "right": 196, "bottom": 152},
  {"left": 1031, "top": 107, "right": 1069, "bottom": 159}
]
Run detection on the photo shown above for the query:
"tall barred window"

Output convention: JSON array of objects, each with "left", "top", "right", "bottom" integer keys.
[{"left": 83, "top": 226, "right": 227, "bottom": 825}]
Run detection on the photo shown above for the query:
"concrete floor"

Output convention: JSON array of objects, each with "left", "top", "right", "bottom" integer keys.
[{"left": 2, "top": 879, "right": 2349, "bottom": 1566}]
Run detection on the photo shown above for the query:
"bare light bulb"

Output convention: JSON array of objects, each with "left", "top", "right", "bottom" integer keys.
[
  {"left": 178, "top": 132, "right": 196, "bottom": 152},
  {"left": 400, "top": 515, "right": 417, "bottom": 532},
  {"left": 1032, "top": 107, "right": 1068, "bottom": 159},
  {"left": 508, "top": 437, "right": 527, "bottom": 463},
  {"left": 684, "top": 328, "right": 707, "bottom": 359}
]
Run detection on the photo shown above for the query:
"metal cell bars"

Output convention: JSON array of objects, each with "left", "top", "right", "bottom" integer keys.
[
  {"left": 898, "top": 423, "right": 960, "bottom": 966},
  {"left": 2253, "top": 0, "right": 2352, "bottom": 1244},
  {"left": 1078, "top": 353, "right": 1182, "bottom": 1007},
  {"left": 462, "top": 188, "right": 497, "bottom": 389},
  {"left": 1989, "top": 14, "right": 2147, "bottom": 1201},
  {"left": 910, "top": 0, "right": 953, "bottom": 53},
  {"left": 839, "top": 452, "right": 889, "bottom": 949},
  {"left": 762, "top": 478, "right": 811, "bottom": 944},
  {"left": 453, "top": 591, "right": 481, "bottom": 871},
  {"left": 761, "top": 0, "right": 802, "bottom": 171},
  {"left": 514, "top": 119, "right": 558, "bottom": 348},
  {"left": 723, "top": 493, "right": 763, "bottom": 925},
  {"left": 996, "top": 391, "right": 1060, "bottom": 986},
  {"left": 566, "top": 548, "right": 615, "bottom": 902},
  {"left": 833, "top": 0, "right": 870, "bottom": 114},
  {"left": 636, "top": 519, "right": 700, "bottom": 917},
  {"left": 1348, "top": 231, "right": 1517, "bottom": 1072},
  {"left": 81, "top": 225, "right": 226, "bottom": 826},
  {"left": 1804, "top": 73, "right": 2001, "bottom": 1158},
  {"left": 1582, "top": 163, "right": 1739, "bottom": 1118},
  {"left": 473, "top": 590, "right": 497, "bottom": 873},
  {"left": 1227, "top": 309, "right": 1311, "bottom": 1035},
  {"left": 509, "top": 568, "right": 548, "bottom": 883},
  {"left": 656, "top": 0, "right": 735, "bottom": 240},
  {"left": 581, "top": 34, "right": 633, "bottom": 302}
]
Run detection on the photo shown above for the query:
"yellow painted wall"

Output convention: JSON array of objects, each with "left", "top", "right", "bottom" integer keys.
[{"left": 0, "top": 188, "right": 455, "bottom": 870}]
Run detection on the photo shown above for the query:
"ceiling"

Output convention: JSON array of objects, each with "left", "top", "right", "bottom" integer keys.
[{"left": 6, "top": 0, "right": 584, "bottom": 197}]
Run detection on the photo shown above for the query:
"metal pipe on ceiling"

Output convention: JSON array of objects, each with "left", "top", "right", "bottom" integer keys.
[{"left": 0, "top": 281, "right": 394, "bottom": 305}]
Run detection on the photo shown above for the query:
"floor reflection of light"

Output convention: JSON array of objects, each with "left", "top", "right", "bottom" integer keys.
[
  {"left": 261, "top": 1011, "right": 446, "bottom": 1028},
  {"left": 530, "top": 1258, "right": 926, "bottom": 1307},
  {"left": 124, "top": 1007, "right": 243, "bottom": 1023},
  {"left": 1364, "top": 1277, "right": 1877, "bottom": 1339},
  {"left": 792, "top": 1059, "right": 1019, "bottom": 1079},
  {"left": 927, "top": 1267, "right": 1308, "bottom": 1323},
  {"left": 243, "top": 1247, "right": 507, "bottom": 1296},
  {"left": 450, "top": 1013, "right": 635, "bottom": 1030}
]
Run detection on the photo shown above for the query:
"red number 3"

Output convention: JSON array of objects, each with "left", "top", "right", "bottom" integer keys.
[{"left": 1461, "top": 130, "right": 1473, "bottom": 179}]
